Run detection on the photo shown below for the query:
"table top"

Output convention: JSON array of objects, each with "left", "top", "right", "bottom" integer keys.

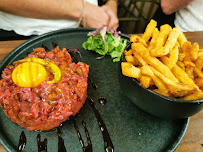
[{"left": 0, "top": 32, "right": 203, "bottom": 152}]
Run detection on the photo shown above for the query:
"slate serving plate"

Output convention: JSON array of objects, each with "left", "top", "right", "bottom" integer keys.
[{"left": 0, "top": 28, "right": 189, "bottom": 152}]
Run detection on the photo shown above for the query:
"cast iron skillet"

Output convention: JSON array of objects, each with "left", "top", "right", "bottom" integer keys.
[{"left": 118, "top": 42, "right": 203, "bottom": 119}]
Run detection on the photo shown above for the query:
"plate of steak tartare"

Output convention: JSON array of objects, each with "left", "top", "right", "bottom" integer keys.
[
  {"left": 0, "top": 46, "right": 89, "bottom": 131},
  {"left": 0, "top": 28, "right": 189, "bottom": 152}
]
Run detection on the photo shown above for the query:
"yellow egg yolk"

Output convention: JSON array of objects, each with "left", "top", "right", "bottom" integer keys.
[{"left": 12, "top": 62, "right": 47, "bottom": 88}]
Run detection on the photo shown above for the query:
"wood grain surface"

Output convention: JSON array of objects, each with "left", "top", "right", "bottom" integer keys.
[{"left": 0, "top": 32, "right": 202, "bottom": 152}]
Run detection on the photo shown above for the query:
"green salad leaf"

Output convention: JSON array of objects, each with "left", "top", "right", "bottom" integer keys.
[{"left": 83, "top": 26, "right": 127, "bottom": 62}]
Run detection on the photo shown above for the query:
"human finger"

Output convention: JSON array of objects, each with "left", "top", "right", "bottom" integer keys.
[{"left": 101, "top": 5, "right": 118, "bottom": 30}]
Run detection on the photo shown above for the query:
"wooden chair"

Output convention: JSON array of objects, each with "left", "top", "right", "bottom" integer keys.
[{"left": 118, "top": 0, "right": 160, "bottom": 34}]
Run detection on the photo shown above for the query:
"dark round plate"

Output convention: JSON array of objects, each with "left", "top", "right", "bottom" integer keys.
[{"left": 0, "top": 28, "right": 189, "bottom": 152}]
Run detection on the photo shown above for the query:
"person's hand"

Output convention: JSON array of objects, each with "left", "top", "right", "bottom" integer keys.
[
  {"left": 102, "top": 0, "right": 119, "bottom": 30},
  {"left": 81, "top": 2, "right": 110, "bottom": 28}
]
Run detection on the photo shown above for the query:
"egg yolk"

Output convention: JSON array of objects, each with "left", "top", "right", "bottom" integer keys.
[
  {"left": 12, "top": 62, "right": 47, "bottom": 88},
  {"left": 13, "top": 57, "right": 61, "bottom": 85}
]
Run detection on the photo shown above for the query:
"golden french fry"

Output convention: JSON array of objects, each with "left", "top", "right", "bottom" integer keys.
[
  {"left": 198, "top": 49, "right": 203, "bottom": 56},
  {"left": 161, "top": 27, "right": 181, "bottom": 54},
  {"left": 176, "top": 41, "right": 180, "bottom": 48},
  {"left": 153, "top": 89, "right": 161, "bottom": 94},
  {"left": 161, "top": 45, "right": 179, "bottom": 69},
  {"left": 150, "top": 27, "right": 181, "bottom": 57},
  {"left": 194, "top": 67, "right": 203, "bottom": 78},
  {"left": 160, "top": 24, "right": 172, "bottom": 32},
  {"left": 178, "top": 53, "right": 185, "bottom": 61},
  {"left": 171, "top": 64, "right": 198, "bottom": 88},
  {"left": 130, "top": 35, "right": 148, "bottom": 48},
  {"left": 182, "top": 41, "right": 192, "bottom": 62},
  {"left": 191, "top": 42, "right": 199, "bottom": 61},
  {"left": 121, "top": 62, "right": 142, "bottom": 79},
  {"left": 169, "top": 86, "right": 195, "bottom": 97},
  {"left": 184, "top": 60, "right": 196, "bottom": 80},
  {"left": 195, "top": 78, "right": 203, "bottom": 90},
  {"left": 195, "top": 56, "right": 203, "bottom": 70},
  {"left": 184, "top": 61, "right": 195, "bottom": 68},
  {"left": 124, "top": 49, "right": 133, "bottom": 56},
  {"left": 152, "top": 75, "right": 169, "bottom": 96},
  {"left": 150, "top": 66, "right": 196, "bottom": 93},
  {"left": 178, "top": 31, "right": 187, "bottom": 49},
  {"left": 176, "top": 61, "right": 185, "bottom": 71},
  {"left": 141, "top": 66, "right": 169, "bottom": 96},
  {"left": 132, "top": 51, "right": 148, "bottom": 66},
  {"left": 181, "top": 91, "right": 203, "bottom": 100},
  {"left": 198, "top": 51, "right": 203, "bottom": 56},
  {"left": 140, "top": 76, "right": 153, "bottom": 88},
  {"left": 142, "top": 19, "right": 157, "bottom": 43},
  {"left": 125, "top": 55, "right": 140, "bottom": 66},
  {"left": 155, "top": 24, "right": 172, "bottom": 49},
  {"left": 141, "top": 65, "right": 154, "bottom": 77},
  {"left": 185, "top": 67, "right": 194, "bottom": 80},
  {"left": 132, "top": 43, "right": 179, "bottom": 82},
  {"left": 148, "top": 28, "right": 159, "bottom": 51}
]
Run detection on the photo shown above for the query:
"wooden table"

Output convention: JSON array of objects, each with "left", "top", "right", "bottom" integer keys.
[{"left": 0, "top": 32, "right": 203, "bottom": 152}]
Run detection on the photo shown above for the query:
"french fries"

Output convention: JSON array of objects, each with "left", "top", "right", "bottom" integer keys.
[
  {"left": 161, "top": 45, "right": 179, "bottom": 69},
  {"left": 121, "top": 62, "right": 141, "bottom": 79},
  {"left": 148, "top": 28, "right": 159, "bottom": 51},
  {"left": 150, "top": 27, "right": 180, "bottom": 57},
  {"left": 132, "top": 43, "right": 179, "bottom": 82},
  {"left": 142, "top": 19, "right": 157, "bottom": 43},
  {"left": 130, "top": 35, "right": 148, "bottom": 48},
  {"left": 140, "top": 75, "right": 153, "bottom": 89},
  {"left": 121, "top": 19, "right": 203, "bottom": 100}
]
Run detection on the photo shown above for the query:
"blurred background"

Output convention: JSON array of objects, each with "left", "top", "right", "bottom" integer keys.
[{"left": 100, "top": 0, "right": 160, "bottom": 34}]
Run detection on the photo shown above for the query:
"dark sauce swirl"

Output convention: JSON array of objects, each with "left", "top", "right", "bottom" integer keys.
[
  {"left": 73, "top": 120, "right": 92, "bottom": 152},
  {"left": 41, "top": 44, "right": 50, "bottom": 51},
  {"left": 57, "top": 127, "right": 67, "bottom": 152},
  {"left": 37, "top": 134, "right": 47, "bottom": 152},
  {"left": 87, "top": 97, "right": 114, "bottom": 152},
  {"left": 18, "top": 130, "right": 26, "bottom": 152},
  {"left": 98, "top": 97, "right": 107, "bottom": 105},
  {"left": 52, "top": 42, "right": 58, "bottom": 48},
  {"left": 88, "top": 78, "right": 107, "bottom": 105}
]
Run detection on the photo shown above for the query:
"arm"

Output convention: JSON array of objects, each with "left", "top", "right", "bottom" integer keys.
[
  {"left": 161, "top": 0, "right": 195, "bottom": 15},
  {"left": 0, "top": 0, "right": 110, "bottom": 29},
  {"left": 0, "top": 0, "right": 83, "bottom": 20},
  {"left": 81, "top": 0, "right": 118, "bottom": 29},
  {"left": 101, "top": 0, "right": 119, "bottom": 29}
]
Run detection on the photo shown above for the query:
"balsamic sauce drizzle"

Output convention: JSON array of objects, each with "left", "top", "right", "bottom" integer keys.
[
  {"left": 88, "top": 78, "right": 107, "bottom": 105},
  {"left": 52, "top": 42, "right": 58, "bottom": 48},
  {"left": 98, "top": 97, "right": 107, "bottom": 105},
  {"left": 18, "top": 130, "right": 26, "bottom": 152},
  {"left": 42, "top": 44, "right": 50, "bottom": 51},
  {"left": 88, "top": 78, "right": 98, "bottom": 93},
  {"left": 73, "top": 120, "right": 92, "bottom": 152},
  {"left": 87, "top": 97, "right": 114, "bottom": 152},
  {"left": 57, "top": 128, "right": 67, "bottom": 152},
  {"left": 37, "top": 134, "right": 48, "bottom": 152},
  {"left": 69, "top": 51, "right": 78, "bottom": 63},
  {"left": 67, "top": 43, "right": 112, "bottom": 151}
]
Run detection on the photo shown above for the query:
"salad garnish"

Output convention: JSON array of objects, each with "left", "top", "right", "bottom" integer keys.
[{"left": 83, "top": 26, "right": 127, "bottom": 62}]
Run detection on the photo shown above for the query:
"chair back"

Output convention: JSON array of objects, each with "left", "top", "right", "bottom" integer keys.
[{"left": 118, "top": 0, "right": 160, "bottom": 33}]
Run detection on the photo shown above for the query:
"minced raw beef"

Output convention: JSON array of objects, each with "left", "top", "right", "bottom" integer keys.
[{"left": 0, "top": 46, "right": 89, "bottom": 130}]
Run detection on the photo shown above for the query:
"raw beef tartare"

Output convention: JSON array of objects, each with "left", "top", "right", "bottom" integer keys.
[{"left": 0, "top": 46, "right": 89, "bottom": 130}]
